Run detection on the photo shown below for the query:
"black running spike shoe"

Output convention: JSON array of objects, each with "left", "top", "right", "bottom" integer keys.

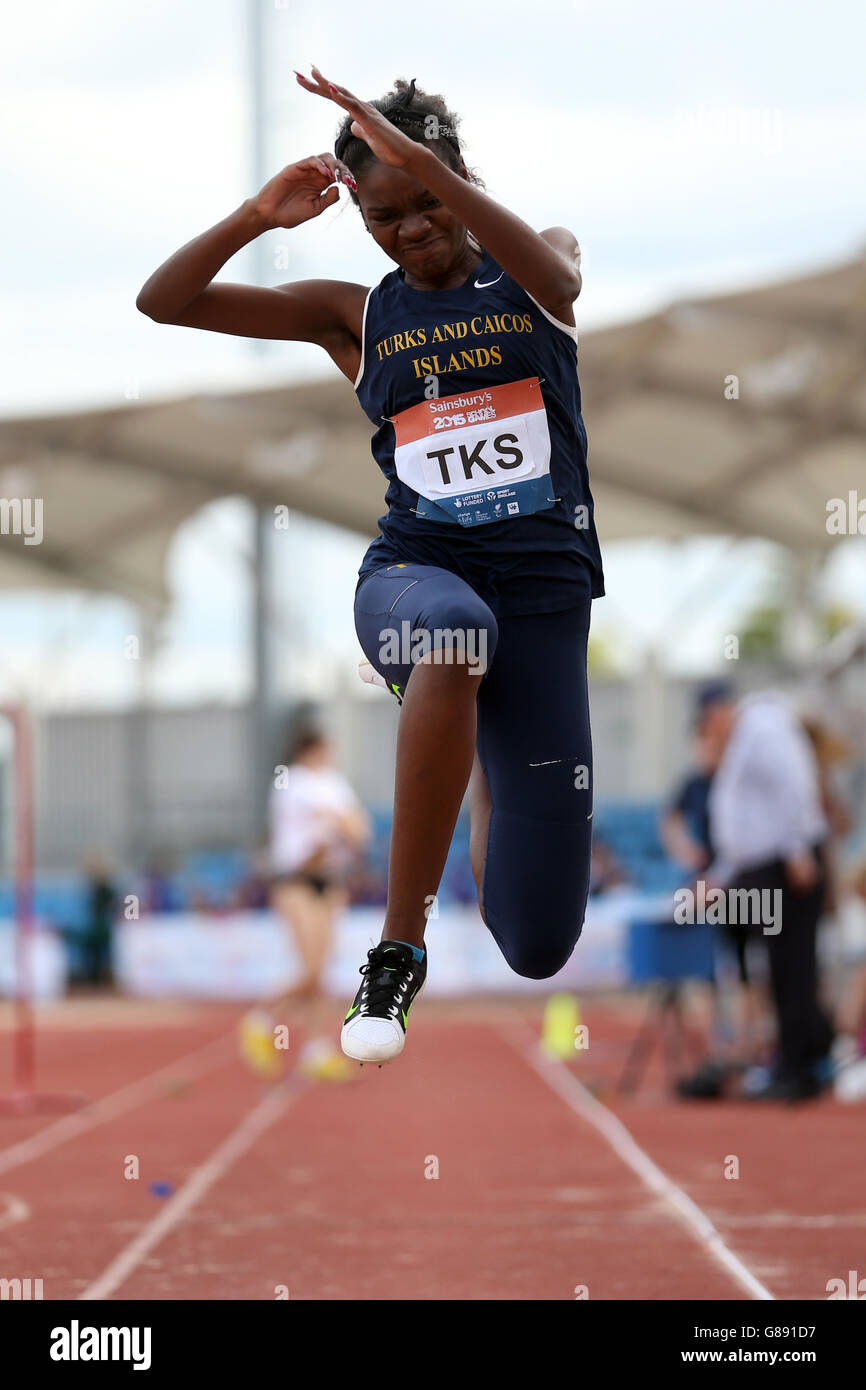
[{"left": 340, "top": 940, "right": 427, "bottom": 1063}]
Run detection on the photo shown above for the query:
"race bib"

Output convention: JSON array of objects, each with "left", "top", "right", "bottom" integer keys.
[{"left": 392, "top": 377, "right": 554, "bottom": 526}]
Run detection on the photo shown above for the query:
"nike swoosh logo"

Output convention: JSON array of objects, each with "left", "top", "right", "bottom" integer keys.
[
  {"left": 345, "top": 1003, "right": 360, "bottom": 1020},
  {"left": 474, "top": 273, "right": 504, "bottom": 288},
  {"left": 402, "top": 986, "right": 420, "bottom": 1026}
]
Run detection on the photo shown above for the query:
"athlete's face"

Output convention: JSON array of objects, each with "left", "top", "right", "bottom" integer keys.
[{"left": 356, "top": 152, "right": 475, "bottom": 285}]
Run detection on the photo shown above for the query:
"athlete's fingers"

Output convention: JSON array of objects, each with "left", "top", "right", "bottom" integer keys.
[
  {"left": 316, "top": 185, "right": 340, "bottom": 211},
  {"left": 330, "top": 86, "right": 369, "bottom": 119},
  {"left": 316, "top": 152, "right": 345, "bottom": 184},
  {"left": 311, "top": 65, "right": 367, "bottom": 114},
  {"left": 300, "top": 65, "right": 337, "bottom": 100},
  {"left": 310, "top": 63, "right": 341, "bottom": 94},
  {"left": 337, "top": 163, "right": 358, "bottom": 191},
  {"left": 293, "top": 68, "right": 341, "bottom": 109},
  {"left": 293, "top": 69, "right": 324, "bottom": 95},
  {"left": 312, "top": 152, "right": 357, "bottom": 194},
  {"left": 326, "top": 80, "right": 362, "bottom": 108},
  {"left": 290, "top": 155, "right": 335, "bottom": 184},
  {"left": 299, "top": 66, "right": 370, "bottom": 134}
]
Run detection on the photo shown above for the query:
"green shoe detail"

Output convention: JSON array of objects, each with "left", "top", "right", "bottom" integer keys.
[{"left": 402, "top": 985, "right": 421, "bottom": 1028}]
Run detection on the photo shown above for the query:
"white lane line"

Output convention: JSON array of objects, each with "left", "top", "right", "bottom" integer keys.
[
  {"left": 0, "top": 1032, "right": 235, "bottom": 1180},
  {"left": 502, "top": 1021, "right": 775, "bottom": 1302},
  {"left": 0, "top": 1190, "right": 30, "bottom": 1230},
  {"left": 79, "top": 1081, "right": 300, "bottom": 1301}
]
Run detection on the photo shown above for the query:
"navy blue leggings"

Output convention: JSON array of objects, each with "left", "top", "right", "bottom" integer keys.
[{"left": 354, "top": 563, "right": 593, "bottom": 979}]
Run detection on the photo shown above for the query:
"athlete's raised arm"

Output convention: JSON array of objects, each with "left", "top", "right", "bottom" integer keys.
[
  {"left": 135, "top": 154, "right": 368, "bottom": 380},
  {"left": 296, "top": 66, "right": 581, "bottom": 325},
  {"left": 537, "top": 226, "right": 582, "bottom": 302}
]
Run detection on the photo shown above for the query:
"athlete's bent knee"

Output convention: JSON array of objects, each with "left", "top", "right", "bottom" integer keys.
[
  {"left": 498, "top": 920, "right": 585, "bottom": 981},
  {"left": 481, "top": 811, "right": 591, "bottom": 979}
]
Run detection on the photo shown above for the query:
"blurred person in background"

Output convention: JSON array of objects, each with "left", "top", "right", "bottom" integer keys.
[
  {"left": 588, "top": 838, "right": 630, "bottom": 897},
  {"left": 833, "top": 862, "right": 866, "bottom": 1100},
  {"left": 675, "top": 696, "right": 858, "bottom": 1101},
  {"left": 706, "top": 689, "right": 833, "bottom": 1101},
  {"left": 80, "top": 853, "right": 118, "bottom": 988},
  {"left": 239, "top": 722, "right": 371, "bottom": 1083},
  {"left": 667, "top": 685, "right": 742, "bottom": 1098},
  {"left": 800, "top": 717, "right": 853, "bottom": 920},
  {"left": 660, "top": 684, "right": 730, "bottom": 877},
  {"left": 800, "top": 718, "right": 857, "bottom": 1089},
  {"left": 668, "top": 685, "right": 773, "bottom": 1099}
]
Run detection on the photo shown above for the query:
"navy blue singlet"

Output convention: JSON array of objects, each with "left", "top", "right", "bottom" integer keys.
[{"left": 354, "top": 246, "right": 604, "bottom": 618}]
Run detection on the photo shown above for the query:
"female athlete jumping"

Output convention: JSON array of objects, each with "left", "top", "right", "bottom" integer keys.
[{"left": 137, "top": 67, "right": 604, "bottom": 1066}]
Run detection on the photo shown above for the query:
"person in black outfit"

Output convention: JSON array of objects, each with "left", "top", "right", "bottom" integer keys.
[{"left": 706, "top": 690, "right": 834, "bottom": 1102}]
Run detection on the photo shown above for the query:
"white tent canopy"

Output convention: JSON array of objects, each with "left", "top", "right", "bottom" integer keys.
[{"left": 2, "top": 253, "right": 864, "bottom": 610}]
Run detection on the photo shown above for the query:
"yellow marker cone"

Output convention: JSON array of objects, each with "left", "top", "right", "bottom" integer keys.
[{"left": 541, "top": 993, "right": 581, "bottom": 1060}]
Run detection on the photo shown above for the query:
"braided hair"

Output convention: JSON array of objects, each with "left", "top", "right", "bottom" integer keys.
[{"left": 334, "top": 78, "right": 483, "bottom": 202}]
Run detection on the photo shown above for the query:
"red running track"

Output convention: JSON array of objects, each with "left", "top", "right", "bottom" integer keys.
[{"left": 0, "top": 998, "right": 862, "bottom": 1300}]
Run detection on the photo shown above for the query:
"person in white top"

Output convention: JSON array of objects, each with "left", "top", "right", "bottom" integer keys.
[
  {"left": 707, "top": 691, "right": 828, "bottom": 890},
  {"left": 239, "top": 724, "right": 371, "bottom": 1082},
  {"left": 704, "top": 689, "right": 833, "bottom": 1100}
]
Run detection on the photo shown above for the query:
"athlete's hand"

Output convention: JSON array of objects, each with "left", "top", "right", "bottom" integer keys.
[
  {"left": 294, "top": 66, "right": 421, "bottom": 171},
  {"left": 252, "top": 153, "right": 352, "bottom": 230}
]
